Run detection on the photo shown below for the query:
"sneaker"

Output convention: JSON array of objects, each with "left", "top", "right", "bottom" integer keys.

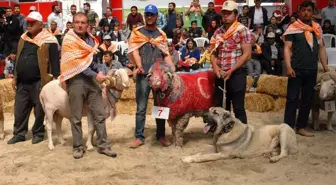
[
  {"left": 129, "top": 139, "right": 144, "bottom": 149},
  {"left": 159, "top": 137, "right": 172, "bottom": 147},
  {"left": 73, "top": 148, "right": 85, "bottom": 159},
  {"left": 32, "top": 136, "right": 44, "bottom": 144},
  {"left": 98, "top": 147, "right": 117, "bottom": 158},
  {"left": 7, "top": 136, "right": 25, "bottom": 145},
  {"left": 296, "top": 128, "right": 314, "bottom": 137}
]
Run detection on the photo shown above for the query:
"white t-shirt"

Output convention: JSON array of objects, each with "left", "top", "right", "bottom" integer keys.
[{"left": 254, "top": 8, "right": 263, "bottom": 25}]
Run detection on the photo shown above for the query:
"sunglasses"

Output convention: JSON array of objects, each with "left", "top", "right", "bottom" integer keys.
[{"left": 145, "top": 12, "right": 156, "bottom": 17}]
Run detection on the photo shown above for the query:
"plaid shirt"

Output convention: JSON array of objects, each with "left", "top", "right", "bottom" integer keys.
[{"left": 213, "top": 25, "right": 253, "bottom": 71}]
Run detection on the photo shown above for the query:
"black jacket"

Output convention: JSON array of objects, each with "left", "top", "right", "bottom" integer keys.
[
  {"left": 2, "top": 15, "right": 20, "bottom": 41},
  {"left": 202, "top": 10, "right": 221, "bottom": 30},
  {"left": 261, "top": 42, "right": 282, "bottom": 63},
  {"left": 248, "top": 6, "right": 268, "bottom": 27},
  {"left": 99, "top": 17, "right": 119, "bottom": 31}
]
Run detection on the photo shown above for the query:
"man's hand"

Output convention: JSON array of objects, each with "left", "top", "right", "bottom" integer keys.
[
  {"left": 323, "top": 66, "right": 329, "bottom": 73},
  {"left": 213, "top": 65, "right": 222, "bottom": 79},
  {"left": 223, "top": 69, "right": 233, "bottom": 81},
  {"left": 286, "top": 66, "right": 296, "bottom": 78},
  {"left": 96, "top": 72, "right": 108, "bottom": 83},
  {"left": 135, "top": 66, "right": 145, "bottom": 75},
  {"left": 11, "top": 79, "right": 16, "bottom": 91}
]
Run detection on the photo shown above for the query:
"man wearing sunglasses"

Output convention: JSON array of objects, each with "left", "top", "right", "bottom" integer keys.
[{"left": 128, "top": 4, "right": 175, "bottom": 149}]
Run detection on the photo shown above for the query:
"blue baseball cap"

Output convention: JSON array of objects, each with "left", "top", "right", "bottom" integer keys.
[{"left": 144, "top": 4, "right": 158, "bottom": 14}]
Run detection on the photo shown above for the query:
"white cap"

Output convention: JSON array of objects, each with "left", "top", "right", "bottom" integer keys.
[
  {"left": 222, "top": 1, "right": 238, "bottom": 11},
  {"left": 26, "top": 11, "right": 43, "bottom": 22},
  {"left": 267, "top": 32, "right": 275, "bottom": 38},
  {"left": 103, "top": 35, "right": 112, "bottom": 40}
]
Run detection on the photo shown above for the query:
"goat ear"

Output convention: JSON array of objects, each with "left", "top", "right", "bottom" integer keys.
[{"left": 314, "top": 83, "right": 321, "bottom": 90}]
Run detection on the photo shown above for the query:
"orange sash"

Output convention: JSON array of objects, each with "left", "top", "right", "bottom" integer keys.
[
  {"left": 128, "top": 26, "right": 169, "bottom": 55},
  {"left": 209, "top": 21, "right": 246, "bottom": 54},
  {"left": 21, "top": 29, "right": 58, "bottom": 47},
  {"left": 59, "top": 29, "right": 99, "bottom": 82},
  {"left": 283, "top": 20, "right": 322, "bottom": 51},
  {"left": 99, "top": 43, "right": 118, "bottom": 53},
  {"left": 48, "top": 28, "right": 62, "bottom": 36}
]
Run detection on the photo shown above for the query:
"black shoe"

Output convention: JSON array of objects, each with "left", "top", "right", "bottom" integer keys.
[
  {"left": 98, "top": 148, "right": 117, "bottom": 158},
  {"left": 73, "top": 148, "right": 85, "bottom": 159},
  {"left": 32, "top": 136, "right": 44, "bottom": 144},
  {"left": 7, "top": 136, "right": 25, "bottom": 145}
]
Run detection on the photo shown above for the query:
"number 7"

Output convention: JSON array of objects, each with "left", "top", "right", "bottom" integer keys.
[{"left": 158, "top": 108, "right": 163, "bottom": 116}]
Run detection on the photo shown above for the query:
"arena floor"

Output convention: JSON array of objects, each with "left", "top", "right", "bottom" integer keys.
[{"left": 0, "top": 111, "right": 335, "bottom": 185}]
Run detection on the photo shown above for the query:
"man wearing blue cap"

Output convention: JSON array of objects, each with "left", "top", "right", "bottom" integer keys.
[{"left": 128, "top": 4, "right": 175, "bottom": 148}]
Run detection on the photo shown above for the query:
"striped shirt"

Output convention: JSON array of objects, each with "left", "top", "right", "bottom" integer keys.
[{"left": 213, "top": 26, "right": 253, "bottom": 71}]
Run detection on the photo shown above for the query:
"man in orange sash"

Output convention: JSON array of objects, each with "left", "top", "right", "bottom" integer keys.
[
  {"left": 60, "top": 13, "right": 117, "bottom": 159},
  {"left": 210, "top": 1, "right": 253, "bottom": 124},
  {"left": 8, "top": 12, "right": 60, "bottom": 145},
  {"left": 283, "top": 1, "right": 328, "bottom": 137},
  {"left": 128, "top": 4, "right": 175, "bottom": 148}
]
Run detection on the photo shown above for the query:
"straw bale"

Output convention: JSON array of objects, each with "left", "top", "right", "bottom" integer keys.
[
  {"left": 246, "top": 76, "right": 253, "bottom": 92},
  {"left": 256, "top": 75, "right": 288, "bottom": 97},
  {"left": 117, "top": 99, "right": 153, "bottom": 115},
  {"left": 121, "top": 80, "right": 153, "bottom": 100},
  {"left": 245, "top": 93, "right": 275, "bottom": 112},
  {"left": 273, "top": 97, "right": 287, "bottom": 112},
  {"left": 0, "top": 79, "right": 15, "bottom": 103}
]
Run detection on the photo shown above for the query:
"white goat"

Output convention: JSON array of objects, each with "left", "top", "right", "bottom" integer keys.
[
  {"left": 40, "top": 69, "right": 130, "bottom": 150},
  {"left": 312, "top": 70, "right": 336, "bottom": 131}
]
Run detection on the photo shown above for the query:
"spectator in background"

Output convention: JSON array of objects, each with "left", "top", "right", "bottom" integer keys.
[
  {"left": 84, "top": 3, "right": 99, "bottom": 28},
  {"left": 165, "top": 2, "right": 184, "bottom": 38},
  {"left": 261, "top": 32, "right": 282, "bottom": 75},
  {"left": 98, "top": 35, "right": 118, "bottom": 63},
  {"left": 119, "top": 22, "right": 130, "bottom": 42},
  {"left": 185, "top": 0, "right": 204, "bottom": 28},
  {"left": 253, "top": 24, "right": 264, "bottom": 45},
  {"left": 249, "top": 0, "right": 268, "bottom": 28},
  {"left": 202, "top": 2, "right": 221, "bottom": 31},
  {"left": 102, "top": 51, "right": 123, "bottom": 73},
  {"left": 309, "top": 0, "right": 322, "bottom": 25},
  {"left": 1, "top": 7, "right": 20, "bottom": 57},
  {"left": 172, "top": 19, "right": 183, "bottom": 34},
  {"left": 322, "top": 0, "right": 336, "bottom": 27},
  {"left": 127, "top": 6, "right": 144, "bottom": 31},
  {"left": 4, "top": 51, "right": 16, "bottom": 78},
  {"left": 99, "top": 24, "right": 112, "bottom": 42},
  {"left": 63, "top": 4, "right": 77, "bottom": 26},
  {"left": 63, "top": 21, "right": 73, "bottom": 34},
  {"left": 290, "top": 15, "right": 297, "bottom": 25},
  {"left": 245, "top": 35, "right": 262, "bottom": 92},
  {"left": 111, "top": 22, "right": 121, "bottom": 41},
  {"left": 207, "top": 19, "right": 218, "bottom": 40},
  {"left": 13, "top": 4, "right": 26, "bottom": 34},
  {"left": 168, "top": 42, "right": 179, "bottom": 68},
  {"left": 47, "top": 4, "right": 63, "bottom": 31},
  {"left": 157, "top": 11, "right": 166, "bottom": 30},
  {"left": 90, "top": 26, "right": 101, "bottom": 44},
  {"left": 189, "top": 20, "right": 203, "bottom": 38},
  {"left": 99, "top": 7, "right": 119, "bottom": 32},
  {"left": 179, "top": 38, "right": 201, "bottom": 72},
  {"left": 322, "top": 19, "right": 336, "bottom": 35},
  {"left": 48, "top": 21, "right": 62, "bottom": 45},
  {"left": 238, "top": 5, "right": 251, "bottom": 28}
]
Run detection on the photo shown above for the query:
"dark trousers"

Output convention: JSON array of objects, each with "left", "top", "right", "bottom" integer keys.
[
  {"left": 135, "top": 75, "right": 165, "bottom": 141},
  {"left": 284, "top": 69, "right": 317, "bottom": 129},
  {"left": 215, "top": 68, "right": 247, "bottom": 124},
  {"left": 13, "top": 80, "right": 45, "bottom": 138},
  {"left": 260, "top": 59, "right": 282, "bottom": 76},
  {"left": 67, "top": 74, "right": 110, "bottom": 150}
]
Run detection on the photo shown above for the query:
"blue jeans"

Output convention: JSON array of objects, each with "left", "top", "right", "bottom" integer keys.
[
  {"left": 135, "top": 75, "right": 166, "bottom": 141},
  {"left": 284, "top": 69, "right": 317, "bottom": 129}
]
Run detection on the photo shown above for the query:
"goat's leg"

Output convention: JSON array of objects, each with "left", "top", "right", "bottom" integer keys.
[
  {"left": 327, "top": 112, "right": 335, "bottom": 132},
  {"left": 54, "top": 114, "right": 65, "bottom": 145},
  {"left": 168, "top": 120, "right": 177, "bottom": 144},
  {"left": 175, "top": 113, "right": 191, "bottom": 148},
  {"left": 45, "top": 111, "right": 55, "bottom": 150},
  {"left": 86, "top": 110, "right": 95, "bottom": 151}
]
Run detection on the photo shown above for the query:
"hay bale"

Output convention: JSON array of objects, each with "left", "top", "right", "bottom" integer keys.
[
  {"left": 0, "top": 79, "right": 15, "bottom": 103},
  {"left": 121, "top": 80, "right": 153, "bottom": 100},
  {"left": 245, "top": 93, "right": 275, "bottom": 112},
  {"left": 246, "top": 76, "right": 253, "bottom": 92},
  {"left": 256, "top": 75, "right": 288, "bottom": 97},
  {"left": 117, "top": 99, "right": 153, "bottom": 115},
  {"left": 273, "top": 97, "right": 287, "bottom": 112}
]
